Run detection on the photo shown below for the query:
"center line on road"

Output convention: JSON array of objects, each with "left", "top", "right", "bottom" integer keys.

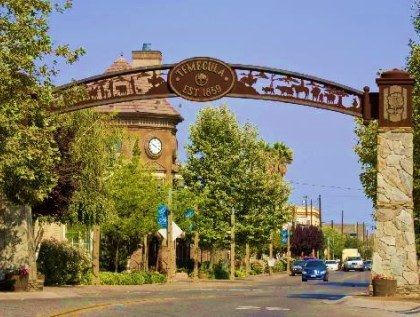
[
  {"left": 236, "top": 306, "right": 261, "bottom": 310},
  {"left": 266, "top": 307, "right": 290, "bottom": 311}
]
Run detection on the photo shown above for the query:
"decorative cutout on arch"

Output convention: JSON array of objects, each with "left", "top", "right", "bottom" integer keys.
[
  {"left": 54, "top": 61, "right": 364, "bottom": 118},
  {"left": 229, "top": 65, "right": 363, "bottom": 117}
]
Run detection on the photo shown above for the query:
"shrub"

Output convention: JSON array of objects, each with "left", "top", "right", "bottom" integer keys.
[
  {"left": 37, "top": 239, "right": 90, "bottom": 286},
  {"left": 150, "top": 272, "right": 166, "bottom": 284},
  {"left": 250, "top": 260, "right": 264, "bottom": 275},
  {"left": 214, "top": 260, "right": 229, "bottom": 280},
  {"left": 198, "top": 261, "right": 214, "bottom": 279},
  {"left": 80, "top": 271, "right": 93, "bottom": 285},
  {"left": 98, "top": 271, "right": 166, "bottom": 285},
  {"left": 272, "top": 260, "right": 286, "bottom": 273},
  {"left": 235, "top": 268, "right": 247, "bottom": 278}
]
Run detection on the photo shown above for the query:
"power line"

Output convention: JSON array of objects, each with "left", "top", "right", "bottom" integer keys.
[{"left": 288, "top": 180, "right": 364, "bottom": 192}]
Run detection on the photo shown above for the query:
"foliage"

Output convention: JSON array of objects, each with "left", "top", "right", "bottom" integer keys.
[
  {"left": 235, "top": 268, "right": 247, "bottom": 278},
  {"left": 33, "top": 110, "right": 118, "bottom": 224},
  {"left": 213, "top": 260, "right": 230, "bottom": 279},
  {"left": 290, "top": 225, "right": 324, "bottom": 256},
  {"left": 183, "top": 105, "right": 291, "bottom": 255},
  {"left": 183, "top": 106, "right": 243, "bottom": 250},
  {"left": 272, "top": 260, "right": 286, "bottom": 273},
  {"left": 100, "top": 140, "right": 166, "bottom": 272},
  {"left": 37, "top": 239, "right": 90, "bottom": 286},
  {"left": 65, "top": 111, "right": 119, "bottom": 226},
  {"left": 322, "top": 227, "right": 346, "bottom": 259},
  {"left": 409, "top": 1, "right": 420, "bottom": 256},
  {"left": 354, "top": 119, "right": 378, "bottom": 206},
  {"left": 0, "top": 0, "right": 85, "bottom": 207},
  {"left": 0, "top": 1, "right": 85, "bottom": 282},
  {"left": 250, "top": 260, "right": 265, "bottom": 275},
  {"left": 198, "top": 261, "right": 214, "bottom": 279},
  {"left": 98, "top": 271, "right": 166, "bottom": 285}
]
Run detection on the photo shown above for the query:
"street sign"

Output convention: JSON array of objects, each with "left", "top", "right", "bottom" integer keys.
[
  {"left": 280, "top": 229, "right": 288, "bottom": 244},
  {"left": 157, "top": 204, "right": 168, "bottom": 228},
  {"left": 158, "top": 222, "right": 184, "bottom": 241}
]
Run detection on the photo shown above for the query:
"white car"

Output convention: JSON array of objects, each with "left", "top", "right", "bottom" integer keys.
[
  {"left": 343, "top": 256, "right": 364, "bottom": 271},
  {"left": 325, "top": 260, "right": 339, "bottom": 271}
]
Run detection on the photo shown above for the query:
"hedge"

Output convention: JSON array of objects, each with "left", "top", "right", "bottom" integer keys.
[{"left": 99, "top": 271, "right": 166, "bottom": 285}]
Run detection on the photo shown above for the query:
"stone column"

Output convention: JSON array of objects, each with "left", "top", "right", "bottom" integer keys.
[{"left": 372, "top": 69, "right": 419, "bottom": 288}]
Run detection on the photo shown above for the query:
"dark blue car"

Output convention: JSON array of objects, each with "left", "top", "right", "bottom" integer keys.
[{"left": 302, "top": 260, "right": 328, "bottom": 282}]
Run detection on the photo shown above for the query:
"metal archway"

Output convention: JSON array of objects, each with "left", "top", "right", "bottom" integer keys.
[{"left": 54, "top": 57, "right": 374, "bottom": 119}]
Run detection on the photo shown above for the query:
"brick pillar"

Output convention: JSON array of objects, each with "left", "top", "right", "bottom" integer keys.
[{"left": 372, "top": 69, "right": 419, "bottom": 287}]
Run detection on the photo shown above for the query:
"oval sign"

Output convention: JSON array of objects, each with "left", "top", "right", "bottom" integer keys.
[{"left": 168, "top": 57, "right": 236, "bottom": 102}]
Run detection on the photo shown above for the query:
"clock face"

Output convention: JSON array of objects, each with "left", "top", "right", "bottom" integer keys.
[{"left": 148, "top": 137, "right": 162, "bottom": 156}]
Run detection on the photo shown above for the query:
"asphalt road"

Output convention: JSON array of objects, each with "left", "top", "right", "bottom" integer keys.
[{"left": 0, "top": 271, "right": 407, "bottom": 317}]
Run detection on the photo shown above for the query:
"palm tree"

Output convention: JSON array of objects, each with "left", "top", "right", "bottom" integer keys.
[{"left": 264, "top": 142, "right": 293, "bottom": 176}]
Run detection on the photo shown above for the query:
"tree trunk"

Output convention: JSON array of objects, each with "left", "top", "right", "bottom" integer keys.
[
  {"left": 24, "top": 205, "right": 37, "bottom": 286},
  {"left": 245, "top": 242, "right": 250, "bottom": 276},
  {"left": 193, "top": 231, "right": 199, "bottom": 280},
  {"left": 167, "top": 210, "right": 174, "bottom": 281},
  {"left": 269, "top": 231, "right": 273, "bottom": 275},
  {"left": 209, "top": 248, "right": 215, "bottom": 270},
  {"left": 143, "top": 234, "right": 148, "bottom": 272},
  {"left": 114, "top": 244, "right": 119, "bottom": 273},
  {"left": 230, "top": 209, "right": 235, "bottom": 280},
  {"left": 92, "top": 225, "right": 100, "bottom": 285}
]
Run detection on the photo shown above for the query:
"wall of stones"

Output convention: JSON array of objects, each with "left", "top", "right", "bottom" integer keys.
[{"left": 373, "top": 127, "right": 419, "bottom": 286}]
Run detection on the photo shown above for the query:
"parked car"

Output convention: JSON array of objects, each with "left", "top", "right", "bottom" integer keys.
[
  {"left": 302, "top": 260, "right": 328, "bottom": 282},
  {"left": 325, "top": 260, "right": 339, "bottom": 271},
  {"left": 343, "top": 256, "right": 364, "bottom": 271},
  {"left": 364, "top": 260, "right": 372, "bottom": 271},
  {"left": 291, "top": 260, "right": 305, "bottom": 276}
]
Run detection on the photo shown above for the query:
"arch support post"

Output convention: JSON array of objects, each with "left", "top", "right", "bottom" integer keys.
[{"left": 373, "top": 70, "right": 419, "bottom": 291}]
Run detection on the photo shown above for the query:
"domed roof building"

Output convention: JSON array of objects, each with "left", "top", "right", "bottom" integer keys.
[{"left": 97, "top": 49, "right": 183, "bottom": 178}]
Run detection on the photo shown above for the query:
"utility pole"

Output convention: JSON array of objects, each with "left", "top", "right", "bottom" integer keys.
[
  {"left": 167, "top": 174, "right": 174, "bottom": 282},
  {"left": 192, "top": 208, "right": 199, "bottom": 281},
  {"left": 356, "top": 222, "right": 359, "bottom": 239},
  {"left": 362, "top": 222, "right": 365, "bottom": 241},
  {"left": 341, "top": 210, "right": 344, "bottom": 235},
  {"left": 292, "top": 206, "right": 296, "bottom": 230},
  {"left": 318, "top": 195, "right": 322, "bottom": 228},
  {"left": 230, "top": 209, "right": 235, "bottom": 280},
  {"left": 331, "top": 220, "right": 333, "bottom": 229},
  {"left": 310, "top": 199, "right": 313, "bottom": 226},
  {"left": 304, "top": 195, "right": 308, "bottom": 219},
  {"left": 286, "top": 224, "right": 291, "bottom": 274}
]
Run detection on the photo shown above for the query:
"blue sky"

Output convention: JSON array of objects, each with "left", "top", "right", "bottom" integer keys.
[{"left": 50, "top": 0, "right": 417, "bottom": 231}]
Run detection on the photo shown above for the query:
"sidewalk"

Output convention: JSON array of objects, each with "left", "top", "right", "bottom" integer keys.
[
  {"left": 339, "top": 295, "right": 420, "bottom": 315},
  {"left": 0, "top": 273, "right": 288, "bottom": 301}
]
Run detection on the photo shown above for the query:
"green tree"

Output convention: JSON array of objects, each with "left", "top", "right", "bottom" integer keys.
[
  {"left": 183, "top": 105, "right": 291, "bottom": 275},
  {"left": 322, "top": 227, "right": 346, "bottom": 260},
  {"left": 101, "top": 140, "right": 166, "bottom": 272},
  {"left": 0, "top": 0, "right": 84, "bottom": 282},
  {"left": 183, "top": 106, "right": 243, "bottom": 260}
]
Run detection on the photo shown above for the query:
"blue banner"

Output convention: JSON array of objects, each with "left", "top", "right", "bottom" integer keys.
[
  {"left": 280, "top": 229, "right": 288, "bottom": 244},
  {"left": 157, "top": 204, "right": 168, "bottom": 228}
]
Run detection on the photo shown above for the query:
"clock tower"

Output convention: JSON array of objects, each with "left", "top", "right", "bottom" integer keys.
[{"left": 97, "top": 49, "right": 183, "bottom": 177}]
